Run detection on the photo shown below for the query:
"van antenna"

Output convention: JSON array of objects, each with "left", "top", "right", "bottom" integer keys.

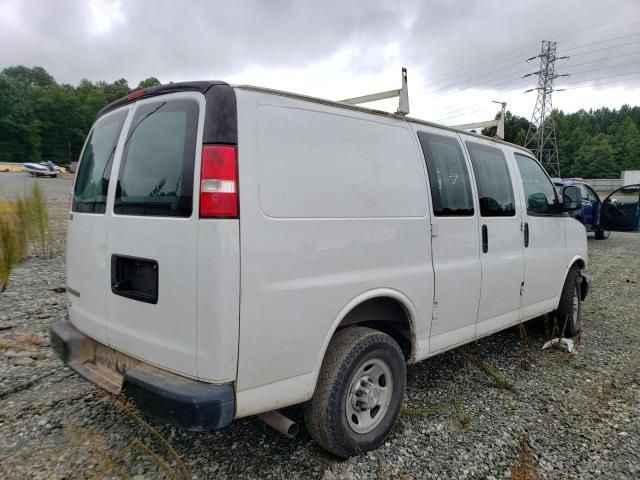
[
  {"left": 451, "top": 101, "right": 507, "bottom": 139},
  {"left": 339, "top": 68, "right": 409, "bottom": 116}
]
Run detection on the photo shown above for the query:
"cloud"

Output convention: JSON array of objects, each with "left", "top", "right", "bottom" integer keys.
[{"left": 1, "top": 0, "right": 639, "bottom": 122}]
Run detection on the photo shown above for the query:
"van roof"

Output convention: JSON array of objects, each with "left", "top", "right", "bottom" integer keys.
[
  {"left": 96, "top": 81, "right": 228, "bottom": 118},
  {"left": 97, "top": 80, "right": 532, "bottom": 155}
]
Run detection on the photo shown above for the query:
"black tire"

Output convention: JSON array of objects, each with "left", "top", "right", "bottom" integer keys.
[
  {"left": 304, "top": 326, "right": 406, "bottom": 458},
  {"left": 553, "top": 267, "right": 582, "bottom": 338},
  {"left": 594, "top": 229, "right": 610, "bottom": 240}
]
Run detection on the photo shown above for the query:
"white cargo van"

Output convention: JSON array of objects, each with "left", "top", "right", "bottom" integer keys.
[{"left": 51, "top": 81, "right": 590, "bottom": 457}]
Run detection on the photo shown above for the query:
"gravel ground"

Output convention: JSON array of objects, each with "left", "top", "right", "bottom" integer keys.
[{"left": 1, "top": 178, "right": 639, "bottom": 479}]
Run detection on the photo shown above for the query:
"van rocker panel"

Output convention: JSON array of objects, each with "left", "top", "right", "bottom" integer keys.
[{"left": 50, "top": 321, "right": 234, "bottom": 431}]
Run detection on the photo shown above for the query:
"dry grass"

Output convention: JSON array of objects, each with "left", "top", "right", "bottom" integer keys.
[
  {"left": 460, "top": 351, "right": 515, "bottom": 391},
  {"left": 0, "top": 182, "right": 51, "bottom": 291},
  {"left": 511, "top": 434, "right": 542, "bottom": 480},
  {"left": 400, "top": 404, "right": 443, "bottom": 419},
  {"left": 27, "top": 182, "right": 50, "bottom": 257},
  {"left": 13, "top": 331, "right": 45, "bottom": 348},
  {"left": 63, "top": 392, "right": 191, "bottom": 479},
  {"left": 0, "top": 201, "right": 25, "bottom": 292},
  {"left": 517, "top": 322, "right": 534, "bottom": 371}
]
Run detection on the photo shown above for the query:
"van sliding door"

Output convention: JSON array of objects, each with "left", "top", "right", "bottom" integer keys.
[
  {"left": 416, "top": 130, "right": 481, "bottom": 352},
  {"left": 465, "top": 142, "right": 525, "bottom": 335}
]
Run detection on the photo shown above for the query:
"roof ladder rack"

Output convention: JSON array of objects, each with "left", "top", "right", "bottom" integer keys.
[
  {"left": 339, "top": 67, "right": 409, "bottom": 116},
  {"left": 452, "top": 101, "right": 507, "bottom": 139}
]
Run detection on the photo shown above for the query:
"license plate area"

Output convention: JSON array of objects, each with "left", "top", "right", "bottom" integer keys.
[{"left": 111, "top": 254, "right": 158, "bottom": 304}]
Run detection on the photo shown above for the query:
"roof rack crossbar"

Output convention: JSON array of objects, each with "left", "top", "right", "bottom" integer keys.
[
  {"left": 452, "top": 101, "right": 506, "bottom": 139},
  {"left": 339, "top": 68, "right": 409, "bottom": 116}
]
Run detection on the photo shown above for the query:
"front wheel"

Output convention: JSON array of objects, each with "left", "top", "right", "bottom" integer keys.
[
  {"left": 304, "top": 326, "right": 406, "bottom": 458},
  {"left": 553, "top": 267, "right": 582, "bottom": 337}
]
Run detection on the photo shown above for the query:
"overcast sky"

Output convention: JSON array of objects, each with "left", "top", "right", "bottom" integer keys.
[{"left": 1, "top": 0, "right": 639, "bottom": 126}]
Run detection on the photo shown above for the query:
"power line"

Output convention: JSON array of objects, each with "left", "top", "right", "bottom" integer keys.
[
  {"left": 432, "top": 82, "right": 525, "bottom": 117},
  {"left": 566, "top": 40, "right": 640, "bottom": 58},
  {"left": 561, "top": 51, "right": 640, "bottom": 70},
  {"left": 563, "top": 60, "right": 640, "bottom": 77},
  {"left": 422, "top": 64, "right": 531, "bottom": 97},
  {"left": 560, "top": 72, "right": 640, "bottom": 88},
  {"left": 560, "top": 32, "right": 640, "bottom": 52},
  {"left": 551, "top": 12, "right": 640, "bottom": 43},
  {"left": 435, "top": 107, "right": 489, "bottom": 123},
  {"left": 419, "top": 14, "right": 640, "bottom": 88},
  {"left": 422, "top": 38, "right": 638, "bottom": 98},
  {"left": 569, "top": 76, "right": 640, "bottom": 90}
]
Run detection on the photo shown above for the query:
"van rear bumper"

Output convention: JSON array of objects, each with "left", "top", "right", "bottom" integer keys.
[{"left": 50, "top": 321, "right": 234, "bottom": 431}]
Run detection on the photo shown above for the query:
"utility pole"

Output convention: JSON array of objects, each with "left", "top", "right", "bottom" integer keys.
[{"left": 523, "top": 41, "right": 568, "bottom": 177}]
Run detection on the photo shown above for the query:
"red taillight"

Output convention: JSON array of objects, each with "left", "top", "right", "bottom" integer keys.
[
  {"left": 200, "top": 144, "right": 238, "bottom": 218},
  {"left": 127, "top": 89, "right": 146, "bottom": 101}
]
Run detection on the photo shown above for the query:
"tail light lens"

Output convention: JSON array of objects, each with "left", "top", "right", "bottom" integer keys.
[{"left": 200, "top": 144, "right": 238, "bottom": 218}]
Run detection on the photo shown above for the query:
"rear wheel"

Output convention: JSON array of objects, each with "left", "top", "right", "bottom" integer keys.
[
  {"left": 594, "top": 229, "right": 610, "bottom": 240},
  {"left": 553, "top": 267, "right": 582, "bottom": 338},
  {"left": 304, "top": 326, "right": 406, "bottom": 458}
]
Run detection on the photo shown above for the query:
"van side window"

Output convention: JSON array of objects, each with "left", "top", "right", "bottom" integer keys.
[
  {"left": 514, "top": 153, "right": 559, "bottom": 215},
  {"left": 72, "top": 109, "right": 128, "bottom": 214},
  {"left": 466, "top": 142, "right": 516, "bottom": 217},
  {"left": 417, "top": 132, "right": 474, "bottom": 216},
  {"left": 114, "top": 99, "right": 199, "bottom": 217}
]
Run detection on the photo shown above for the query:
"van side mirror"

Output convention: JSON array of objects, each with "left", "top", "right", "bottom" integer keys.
[{"left": 562, "top": 185, "right": 581, "bottom": 212}]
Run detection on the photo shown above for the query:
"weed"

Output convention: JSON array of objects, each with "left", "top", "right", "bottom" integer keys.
[
  {"left": 510, "top": 434, "right": 542, "bottom": 480},
  {"left": 110, "top": 395, "right": 190, "bottom": 479},
  {"left": 65, "top": 421, "right": 130, "bottom": 480},
  {"left": 13, "top": 331, "right": 44, "bottom": 348},
  {"left": 26, "top": 182, "right": 49, "bottom": 257},
  {"left": 400, "top": 404, "right": 443, "bottom": 419},
  {"left": 517, "top": 322, "right": 533, "bottom": 371},
  {"left": 375, "top": 455, "right": 386, "bottom": 480},
  {"left": 0, "top": 201, "right": 26, "bottom": 292},
  {"left": 451, "top": 390, "right": 472, "bottom": 429},
  {"left": 0, "top": 342, "right": 7, "bottom": 351},
  {"left": 64, "top": 392, "right": 191, "bottom": 479},
  {"left": 460, "top": 351, "right": 515, "bottom": 391}
]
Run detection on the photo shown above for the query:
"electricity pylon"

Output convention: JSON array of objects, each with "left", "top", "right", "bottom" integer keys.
[{"left": 524, "top": 40, "right": 568, "bottom": 177}]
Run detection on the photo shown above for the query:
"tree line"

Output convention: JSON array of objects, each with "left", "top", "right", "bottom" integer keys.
[
  {"left": 1, "top": 65, "right": 639, "bottom": 179},
  {"left": 482, "top": 106, "right": 640, "bottom": 178},
  {"left": 0, "top": 66, "right": 160, "bottom": 165}
]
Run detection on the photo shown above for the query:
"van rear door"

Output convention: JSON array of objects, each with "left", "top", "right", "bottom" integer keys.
[
  {"left": 106, "top": 93, "right": 203, "bottom": 377},
  {"left": 68, "top": 107, "right": 130, "bottom": 344}
]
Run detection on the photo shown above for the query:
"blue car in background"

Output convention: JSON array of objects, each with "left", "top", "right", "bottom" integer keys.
[{"left": 553, "top": 179, "right": 640, "bottom": 239}]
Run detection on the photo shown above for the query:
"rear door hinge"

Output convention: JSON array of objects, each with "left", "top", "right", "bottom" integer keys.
[
  {"left": 520, "top": 281, "right": 525, "bottom": 296},
  {"left": 431, "top": 223, "right": 438, "bottom": 238},
  {"left": 432, "top": 301, "right": 439, "bottom": 320}
]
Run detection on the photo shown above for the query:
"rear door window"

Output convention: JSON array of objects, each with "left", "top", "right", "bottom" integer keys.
[
  {"left": 418, "top": 132, "right": 474, "bottom": 216},
  {"left": 72, "top": 109, "right": 128, "bottom": 213},
  {"left": 466, "top": 142, "right": 516, "bottom": 217},
  {"left": 114, "top": 99, "right": 199, "bottom": 217}
]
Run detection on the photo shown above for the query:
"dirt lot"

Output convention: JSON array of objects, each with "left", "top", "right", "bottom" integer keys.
[{"left": 1, "top": 175, "right": 639, "bottom": 479}]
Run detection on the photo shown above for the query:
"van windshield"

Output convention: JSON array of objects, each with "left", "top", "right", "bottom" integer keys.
[
  {"left": 114, "top": 99, "right": 199, "bottom": 217},
  {"left": 72, "top": 109, "right": 128, "bottom": 213}
]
